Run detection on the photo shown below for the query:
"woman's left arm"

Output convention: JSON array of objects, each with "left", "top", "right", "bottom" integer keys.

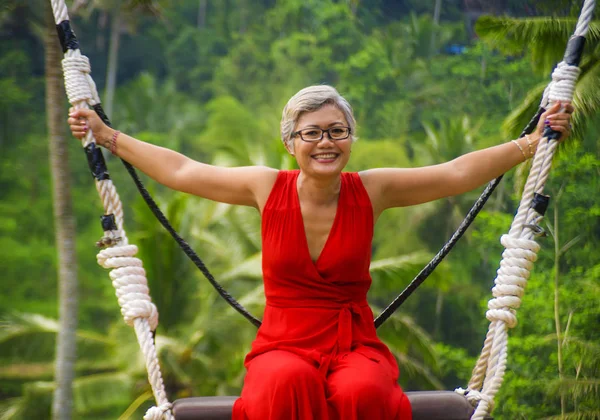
[{"left": 362, "top": 102, "right": 574, "bottom": 213}]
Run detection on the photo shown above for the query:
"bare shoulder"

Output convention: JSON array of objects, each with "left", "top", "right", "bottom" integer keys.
[
  {"left": 358, "top": 169, "right": 389, "bottom": 219},
  {"left": 178, "top": 163, "right": 279, "bottom": 209},
  {"left": 359, "top": 167, "right": 416, "bottom": 215},
  {"left": 247, "top": 166, "right": 279, "bottom": 212}
]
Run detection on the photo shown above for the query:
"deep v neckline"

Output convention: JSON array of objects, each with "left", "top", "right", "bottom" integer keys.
[{"left": 295, "top": 172, "right": 343, "bottom": 267}]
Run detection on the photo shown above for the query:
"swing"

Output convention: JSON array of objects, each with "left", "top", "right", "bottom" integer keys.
[{"left": 49, "top": 0, "right": 595, "bottom": 418}]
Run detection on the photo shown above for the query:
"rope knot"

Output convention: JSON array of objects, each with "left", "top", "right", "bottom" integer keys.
[
  {"left": 485, "top": 234, "right": 541, "bottom": 328},
  {"left": 548, "top": 61, "right": 581, "bottom": 104},
  {"left": 97, "top": 245, "right": 159, "bottom": 330},
  {"left": 460, "top": 389, "right": 495, "bottom": 411},
  {"left": 143, "top": 403, "right": 172, "bottom": 420},
  {"left": 62, "top": 54, "right": 96, "bottom": 104}
]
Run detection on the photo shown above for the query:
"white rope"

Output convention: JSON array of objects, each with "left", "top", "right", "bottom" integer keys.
[
  {"left": 547, "top": 62, "right": 581, "bottom": 105},
  {"left": 575, "top": 0, "right": 596, "bottom": 37},
  {"left": 51, "top": 1, "right": 174, "bottom": 417},
  {"left": 539, "top": 58, "right": 581, "bottom": 110},
  {"left": 61, "top": 55, "right": 97, "bottom": 105},
  {"left": 458, "top": 2, "right": 595, "bottom": 418},
  {"left": 97, "top": 246, "right": 159, "bottom": 330},
  {"left": 50, "top": 0, "right": 69, "bottom": 24},
  {"left": 144, "top": 404, "right": 173, "bottom": 420}
]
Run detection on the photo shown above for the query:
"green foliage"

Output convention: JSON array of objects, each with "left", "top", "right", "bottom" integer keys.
[
  {"left": 1, "top": 0, "right": 599, "bottom": 418},
  {"left": 477, "top": 15, "right": 600, "bottom": 145}
]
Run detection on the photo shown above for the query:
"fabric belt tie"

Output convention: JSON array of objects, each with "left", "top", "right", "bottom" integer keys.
[
  {"left": 265, "top": 298, "right": 368, "bottom": 378},
  {"left": 318, "top": 302, "right": 363, "bottom": 378}
]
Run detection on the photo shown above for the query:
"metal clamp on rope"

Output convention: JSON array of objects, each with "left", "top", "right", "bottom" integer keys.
[
  {"left": 564, "top": 35, "right": 586, "bottom": 66},
  {"left": 56, "top": 20, "right": 79, "bottom": 53},
  {"left": 524, "top": 224, "right": 546, "bottom": 237},
  {"left": 96, "top": 214, "right": 121, "bottom": 248},
  {"left": 532, "top": 193, "right": 550, "bottom": 216},
  {"left": 84, "top": 143, "right": 110, "bottom": 181}
]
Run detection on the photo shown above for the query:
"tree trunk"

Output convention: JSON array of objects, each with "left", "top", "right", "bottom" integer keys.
[
  {"left": 44, "top": 4, "right": 79, "bottom": 420},
  {"left": 238, "top": 0, "right": 248, "bottom": 34},
  {"left": 104, "top": 0, "right": 122, "bottom": 117},
  {"left": 430, "top": 0, "right": 442, "bottom": 56},
  {"left": 198, "top": 0, "right": 207, "bottom": 28},
  {"left": 347, "top": 0, "right": 360, "bottom": 16}
]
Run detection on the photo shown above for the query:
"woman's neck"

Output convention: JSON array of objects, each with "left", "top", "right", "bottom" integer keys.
[{"left": 297, "top": 171, "right": 341, "bottom": 205}]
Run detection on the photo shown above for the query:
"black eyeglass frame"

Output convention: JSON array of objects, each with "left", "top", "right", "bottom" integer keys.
[{"left": 291, "top": 126, "right": 352, "bottom": 142}]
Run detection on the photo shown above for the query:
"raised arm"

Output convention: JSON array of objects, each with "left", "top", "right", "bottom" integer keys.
[
  {"left": 361, "top": 102, "right": 573, "bottom": 216},
  {"left": 68, "top": 108, "right": 277, "bottom": 210}
]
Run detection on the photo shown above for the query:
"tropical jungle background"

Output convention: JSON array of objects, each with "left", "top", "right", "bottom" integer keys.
[{"left": 1, "top": 0, "right": 599, "bottom": 418}]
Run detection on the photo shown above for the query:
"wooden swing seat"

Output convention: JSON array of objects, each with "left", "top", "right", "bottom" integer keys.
[{"left": 173, "top": 390, "right": 491, "bottom": 419}]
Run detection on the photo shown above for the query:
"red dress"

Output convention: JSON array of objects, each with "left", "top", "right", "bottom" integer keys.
[{"left": 233, "top": 170, "right": 412, "bottom": 420}]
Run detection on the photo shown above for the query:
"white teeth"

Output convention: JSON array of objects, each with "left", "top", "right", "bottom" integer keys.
[{"left": 313, "top": 153, "right": 337, "bottom": 159}]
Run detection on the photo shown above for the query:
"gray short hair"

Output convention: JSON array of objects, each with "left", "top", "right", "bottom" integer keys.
[{"left": 280, "top": 85, "right": 357, "bottom": 151}]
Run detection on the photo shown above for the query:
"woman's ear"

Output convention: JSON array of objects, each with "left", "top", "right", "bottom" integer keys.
[{"left": 285, "top": 140, "right": 295, "bottom": 156}]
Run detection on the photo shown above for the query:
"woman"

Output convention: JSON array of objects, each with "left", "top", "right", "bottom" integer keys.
[{"left": 68, "top": 85, "right": 573, "bottom": 420}]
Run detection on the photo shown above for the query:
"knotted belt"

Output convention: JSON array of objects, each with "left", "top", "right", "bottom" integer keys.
[{"left": 267, "top": 298, "right": 369, "bottom": 378}]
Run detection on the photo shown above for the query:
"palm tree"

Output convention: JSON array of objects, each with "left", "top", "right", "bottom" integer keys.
[
  {"left": 475, "top": 15, "right": 600, "bottom": 148},
  {"left": 0, "top": 312, "right": 161, "bottom": 419},
  {"left": 43, "top": 3, "right": 80, "bottom": 419},
  {"left": 71, "top": 0, "right": 161, "bottom": 117},
  {"left": 413, "top": 115, "right": 483, "bottom": 340},
  {"left": 545, "top": 335, "right": 600, "bottom": 419}
]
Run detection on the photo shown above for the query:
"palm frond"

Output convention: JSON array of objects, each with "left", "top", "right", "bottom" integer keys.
[
  {"left": 0, "top": 313, "right": 58, "bottom": 341},
  {"left": 502, "top": 82, "right": 547, "bottom": 139},
  {"left": 393, "top": 352, "right": 444, "bottom": 390},
  {"left": 0, "top": 397, "right": 24, "bottom": 420},
  {"left": 571, "top": 58, "right": 600, "bottom": 139},
  {"left": 118, "top": 390, "right": 153, "bottom": 420},
  {"left": 476, "top": 17, "right": 600, "bottom": 74},
  {"left": 235, "top": 284, "right": 266, "bottom": 309},
  {"left": 503, "top": 58, "right": 600, "bottom": 149},
  {"left": 546, "top": 377, "right": 600, "bottom": 400},
  {"left": 220, "top": 252, "right": 263, "bottom": 282},
  {"left": 377, "top": 311, "right": 439, "bottom": 373},
  {"left": 370, "top": 251, "right": 451, "bottom": 292},
  {"left": 0, "top": 313, "right": 114, "bottom": 362},
  {"left": 8, "top": 381, "right": 53, "bottom": 419},
  {"left": 72, "top": 372, "right": 134, "bottom": 415},
  {"left": 543, "top": 410, "right": 600, "bottom": 420},
  {"left": 478, "top": 15, "right": 600, "bottom": 151},
  {"left": 369, "top": 252, "right": 433, "bottom": 274}
]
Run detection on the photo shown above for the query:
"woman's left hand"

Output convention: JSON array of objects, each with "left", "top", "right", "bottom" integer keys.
[{"left": 535, "top": 101, "right": 575, "bottom": 141}]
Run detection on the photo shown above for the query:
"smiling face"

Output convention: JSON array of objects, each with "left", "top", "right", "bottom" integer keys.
[{"left": 288, "top": 104, "right": 352, "bottom": 178}]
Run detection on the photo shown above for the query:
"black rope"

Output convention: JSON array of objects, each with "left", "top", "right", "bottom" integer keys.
[
  {"left": 55, "top": 16, "right": 262, "bottom": 327},
  {"left": 118, "top": 156, "right": 262, "bottom": 327},
  {"left": 93, "top": 105, "right": 260, "bottom": 326},
  {"left": 93, "top": 104, "right": 262, "bottom": 327},
  {"left": 375, "top": 22, "right": 589, "bottom": 328},
  {"left": 374, "top": 108, "right": 544, "bottom": 328}
]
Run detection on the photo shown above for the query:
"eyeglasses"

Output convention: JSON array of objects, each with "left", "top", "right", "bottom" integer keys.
[{"left": 292, "top": 126, "right": 352, "bottom": 142}]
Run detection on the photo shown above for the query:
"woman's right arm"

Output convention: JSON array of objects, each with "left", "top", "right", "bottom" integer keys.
[{"left": 68, "top": 108, "right": 277, "bottom": 209}]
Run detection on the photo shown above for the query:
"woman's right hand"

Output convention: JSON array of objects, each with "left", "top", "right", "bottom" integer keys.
[{"left": 67, "top": 107, "right": 112, "bottom": 143}]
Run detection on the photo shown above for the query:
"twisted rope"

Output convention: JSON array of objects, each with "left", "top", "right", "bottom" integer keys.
[
  {"left": 50, "top": 1, "right": 173, "bottom": 418},
  {"left": 458, "top": 1, "right": 595, "bottom": 418},
  {"left": 575, "top": 0, "right": 596, "bottom": 36}
]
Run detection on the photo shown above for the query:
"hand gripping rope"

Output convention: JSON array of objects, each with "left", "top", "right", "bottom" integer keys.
[
  {"left": 455, "top": 1, "right": 595, "bottom": 418},
  {"left": 50, "top": 0, "right": 173, "bottom": 418}
]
